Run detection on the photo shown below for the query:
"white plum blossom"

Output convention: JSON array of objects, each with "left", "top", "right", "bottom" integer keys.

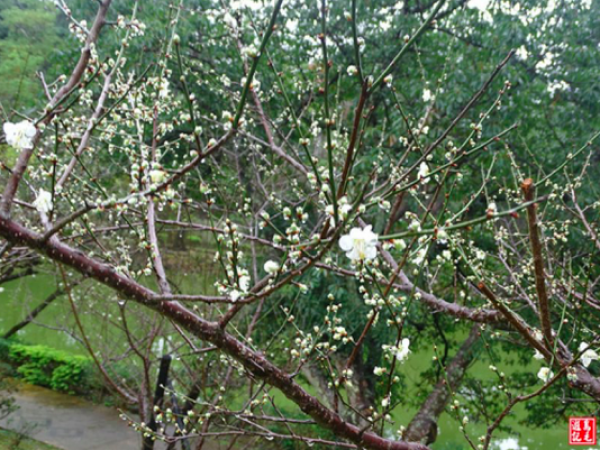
[
  {"left": 417, "top": 162, "right": 430, "bottom": 181},
  {"left": 149, "top": 169, "right": 167, "bottom": 184},
  {"left": 413, "top": 247, "right": 428, "bottom": 266},
  {"left": 325, "top": 204, "right": 335, "bottom": 219},
  {"left": 579, "top": 342, "right": 599, "bottom": 368},
  {"left": 347, "top": 65, "right": 358, "bottom": 76},
  {"left": 239, "top": 274, "right": 250, "bottom": 292},
  {"left": 230, "top": 290, "right": 241, "bottom": 302},
  {"left": 437, "top": 228, "right": 448, "bottom": 243},
  {"left": 537, "top": 367, "right": 553, "bottom": 382},
  {"left": 486, "top": 202, "right": 498, "bottom": 216},
  {"left": 264, "top": 260, "right": 280, "bottom": 274},
  {"left": 396, "top": 338, "right": 410, "bottom": 362},
  {"left": 373, "top": 366, "right": 386, "bottom": 376},
  {"left": 393, "top": 239, "right": 407, "bottom": 251},
  {"left": 339, "top": 196, "right": 352, "bottom": 218},
  {"left": 339, "top": 225, "right": 378, "bottom": 262},
  {"left": 327, "top": 198, "right": 352, "bottom": 223},
  {"left": 241, "top": 45, "right": 258, "bottom": 58},
  {"left": 533, "top": 349, "right": 544, "bottom": 360},
  {"left": 408, "top": 219, "right": 421, "bottom": 231},
  {"left": 422, "top": 88, "right": 434, "bottom": 102},
  {"left": 158, "top": 79, "right": 170, "bottom": 98},
  {"left": 33, "top": 190, "right": 53, "bottom": 213},
  {"left": 340, "top": 202, "right": 352, "bottom": 217},
  {"left": 3, "top": 120, "right": 37, "bottom": 150}
]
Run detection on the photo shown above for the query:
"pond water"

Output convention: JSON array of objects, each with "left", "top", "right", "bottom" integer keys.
[
  {"left": 0, "top": 271, "right": 84, "bottom": 353},
  {"left": 0, "top": 271, "right": 584, "bottom": 450}
]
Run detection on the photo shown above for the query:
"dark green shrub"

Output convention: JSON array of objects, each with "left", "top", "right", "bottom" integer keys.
[
  {"left": 0, "top": 339, "right": 134, "bottom": 405},
  {"left": 0, "top": 338, "right": 12, "bottom": 361},
  {"left": 7, "top": 343, "right": 91, "bottom": 394},
  {"left": 51, "top": 359, "right": 88, "bottom": 392}
]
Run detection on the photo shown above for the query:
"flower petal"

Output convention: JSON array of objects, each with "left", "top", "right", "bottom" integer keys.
[
  {"left": 582, "top": 356, "right": 591, "bottom": 368},
  {"left": 349, "top": 227, "right": 362, "bottom": 239},
  {"left": 3, "top": 122, "right": 15, "bottom": 136},
  {"left": 339, "top": 235, "right": 353, "bottom": 251},
  {"left": 364, "top": 246, "right": 377, "bottom": 260}
]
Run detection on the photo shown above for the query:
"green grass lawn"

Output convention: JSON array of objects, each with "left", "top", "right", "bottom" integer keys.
[{"left": 0, "top": 428, "right": 61, "bottom": 450}]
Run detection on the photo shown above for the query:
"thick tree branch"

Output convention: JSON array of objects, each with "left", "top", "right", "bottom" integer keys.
[
  {"left": 521, "top": 178, "right": 553, "bottom": 347},
  {"left": 0, "top": 215, "right": 429, "bottom": 450},
  {"left": 405, "top": 325, "right": 481, "bottom": 444}
]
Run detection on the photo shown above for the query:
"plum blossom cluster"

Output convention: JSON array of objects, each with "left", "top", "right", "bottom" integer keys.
[
  {"left": 3, "top": 121, "right": 36, "bottom": 150},
  {"left": 2, "top": 1, "right": 599, "bottom": 449},
  {"left": 339, "top": 225, "right": 378, "bottom": 262},
  {"left": 214, "top": 220, "right": 251, "bottom": 302}
]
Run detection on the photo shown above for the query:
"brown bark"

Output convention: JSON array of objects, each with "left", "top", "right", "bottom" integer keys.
[
  {"left": 338, "top": 82, "right": 369, "bottom": 197},
  {"left": 521, "top": 178, "right": 553, "bottom": 347},
  {"left": 477, "top": 281, "right": 600, "bottom": 400},
  {"left": 376, "top": 241, "right": 503, "bottom": 324},
  {"left": 0, "top": 215, "right": 429, "bottom": 450}
]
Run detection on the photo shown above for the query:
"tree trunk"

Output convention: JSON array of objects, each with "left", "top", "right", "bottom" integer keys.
[
  {"left": 143, "top": 355, "right": 172, "bottom": 450},
  {"left": 404, "top": 325, "right": 481, "bottom": 444}
]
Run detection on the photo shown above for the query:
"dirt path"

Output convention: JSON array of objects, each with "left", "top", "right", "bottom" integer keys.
[{"left": 0, "top": 383, "right": 141, "bottom": 450}]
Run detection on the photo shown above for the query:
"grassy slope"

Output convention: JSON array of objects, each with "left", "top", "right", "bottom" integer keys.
[{"left": 0, "top": 428, "right": 61, "bottom": 450}]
